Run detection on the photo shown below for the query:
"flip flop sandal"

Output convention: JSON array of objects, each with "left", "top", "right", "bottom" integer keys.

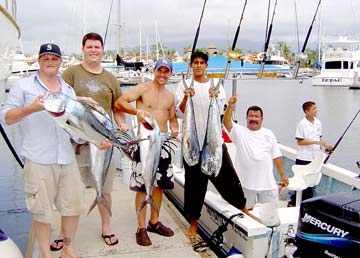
[
  {"left": 50, "top": 239, "right": 63, "bottom": 251},
  {"left": 193, "top": 240, "right": 209, "bottom": 252},
  {"left": 101, "top": 234, "right": 119, "bottom": 246}
]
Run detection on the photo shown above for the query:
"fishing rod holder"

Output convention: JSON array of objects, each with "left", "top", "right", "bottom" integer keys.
[{"left": 355, "top": 161, "right": 360, "bottom": 179}]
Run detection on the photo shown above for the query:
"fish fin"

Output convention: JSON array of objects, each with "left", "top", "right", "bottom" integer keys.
[
  {"left": 136, "top": 196, "right": 159, "bottom": 215},
  {"left": 87, "top": 198, "right": 97, "bottom": 216},
  {"left": 148, "top": 197, "right": 159, "bottom": 215},
  {"left": 87, "top": 194, "right": 112, "bottom": 217},
  {"left": 137, "top": 200, "right": 147, "bottom": 215}
]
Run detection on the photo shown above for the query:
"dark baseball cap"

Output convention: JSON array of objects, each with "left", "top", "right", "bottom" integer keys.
[
  {"left": 154, "top": 58, "right": 173, "bottom": 72},
  {"left": 38, "top": 43, "right": 62, "bottom": 58}
]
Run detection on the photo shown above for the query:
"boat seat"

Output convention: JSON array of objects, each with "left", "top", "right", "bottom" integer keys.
[{"left": 287, "top": 151, "right": 326, "bottom": 206}]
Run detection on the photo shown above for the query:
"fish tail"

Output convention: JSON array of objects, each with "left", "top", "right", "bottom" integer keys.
[
  {"left": 87, "top": 194, "right": 112, "bottom": 217},
  {"left": 137, "top": 200, "right": 147, "bottom": 215},
  {"left": 136, "top": 196, "right": 159, "bottom": 215},
  {"left": 148, "top": 197, "right": 159, "bottom": 215}
]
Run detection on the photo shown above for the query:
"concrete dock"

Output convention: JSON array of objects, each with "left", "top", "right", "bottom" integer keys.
[{"left": 30, "top": 169, "right": 216, "bottom": 258}]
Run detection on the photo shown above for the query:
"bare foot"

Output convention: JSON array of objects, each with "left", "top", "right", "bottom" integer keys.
[{"left": 187, "top": 220, "right": 198, "bottom": 240}]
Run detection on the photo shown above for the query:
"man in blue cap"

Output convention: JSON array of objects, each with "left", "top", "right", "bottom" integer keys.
[
  {"left": 114, "top": 57, "right": 179, "bottom": 246},
  {"left": 0, "top": 43, "right": 85, "bottom": 258}
]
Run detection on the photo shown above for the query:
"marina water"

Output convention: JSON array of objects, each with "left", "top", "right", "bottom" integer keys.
[{"left": 1, "top": 77, "right": 360, "bottom": 254}]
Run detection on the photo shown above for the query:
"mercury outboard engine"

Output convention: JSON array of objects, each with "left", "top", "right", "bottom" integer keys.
[{"left": 294, "top": 192, "right": 360, "bottom": 258}]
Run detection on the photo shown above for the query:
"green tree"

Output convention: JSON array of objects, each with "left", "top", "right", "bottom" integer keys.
[{"left": 277, "top": 41, "right": 291, "bottom": 60}]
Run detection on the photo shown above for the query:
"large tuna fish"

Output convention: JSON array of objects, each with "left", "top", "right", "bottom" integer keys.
[
  {"left": 85, "top": 144, "right": 113, "bottom": 216},
  {"left": 42, "top": 91, "right": 137, "bottom": 159},
  {"left": 137, "top": 116, "right": 163, "bottom": 214},
  {"left": 201, "top": 78, "right": 223, "bottom": 177},
  {"left": 181, "top": 78, "right": 201, "bottom": 166}
]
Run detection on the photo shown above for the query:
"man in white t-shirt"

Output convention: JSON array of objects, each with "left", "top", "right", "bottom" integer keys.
[
  {"left": 223, "top": 96, "right": 288, "bottom": 209},
  {"left": 288, "top": 101, "right": 333, "bottom": 206}
]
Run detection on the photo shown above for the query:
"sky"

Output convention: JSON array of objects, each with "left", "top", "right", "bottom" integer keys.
[{"left": 15, "top": 0, "right": 360, "bottom": 55}]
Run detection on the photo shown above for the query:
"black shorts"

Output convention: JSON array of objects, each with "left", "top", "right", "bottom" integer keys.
[{"left": 129, "top": 146, "right": 174, "bottom": 192}]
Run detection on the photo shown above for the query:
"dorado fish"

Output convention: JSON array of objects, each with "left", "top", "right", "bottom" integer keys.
[
  {"left": 42, "top": 91, "right": 137, "bottom": 159},
  {"left": 181, "top": 77, "right": 201, "bottom": 166},
  {"left": 137, "top": 116, "right": 163, "bottom": 214},
  {"left": 201, "top": 78, "right": 223, "bottom": 177}
]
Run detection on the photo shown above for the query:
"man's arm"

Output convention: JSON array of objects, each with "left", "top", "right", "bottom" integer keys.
[
  {"left": 274, "top": 156, "right": 289, "bottom": 187},
  {"left": 169, "top": 99, "right": 179, "bottom": 138},
  {"left": 297, "top": 138, "right": 333, "bottom": 150},
  {"left": 5, "top": 95, "right": 44, "bottom": 125},
  {"left": 223, "top": 96, "right": 237, "bottom": 132}
]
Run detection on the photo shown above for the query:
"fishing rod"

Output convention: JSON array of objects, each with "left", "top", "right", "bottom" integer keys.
[
  {"left": 224, "top": 0, "right": 248, "bottom": 80},
  {"left": 185, "top": 0, "right": 208, "bottom": 79},
  {"left": 0, "top": 123, "right": 24, "bottom": 168},
  {"left": 324, "top": 107, "right": 360, "bottom": 164},
  {"left": 293, "top": 0, "right": 322, "bottom": 79},
  {"left": 258, "top": 0, "right": 278, "bottom": 79},
  {"left": 103, "top": 0, "right": 114, "bottom": 48}
]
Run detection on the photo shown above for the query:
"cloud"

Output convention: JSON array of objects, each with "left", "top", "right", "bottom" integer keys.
[{"left": 16, "top": 0, "right": 360, "bottom": 55}]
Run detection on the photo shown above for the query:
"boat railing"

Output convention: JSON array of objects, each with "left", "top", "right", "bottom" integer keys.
[{"left": 278, "top": 143, "right": 360, "bottom": 196}]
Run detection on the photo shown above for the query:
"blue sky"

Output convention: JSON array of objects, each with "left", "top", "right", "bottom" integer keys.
[{"left": 16, "top": 0, "right": 360, "bottom": 55}]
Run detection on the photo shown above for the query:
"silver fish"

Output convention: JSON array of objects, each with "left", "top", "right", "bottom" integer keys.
[
  {"left": 137, "top": 116, "right": 163, "bottom": 214},
  {"left": 42, "top": 91, "right": 137, "bottom": 160},
  {"left": 201, "top": 78, "right": 223, "bottom": 177},
  {"left": 84, "top": 144, "right": 113, "bottom": 216},
  {"left": 181, "top": 77, "right": 201, "bottom": 166}
]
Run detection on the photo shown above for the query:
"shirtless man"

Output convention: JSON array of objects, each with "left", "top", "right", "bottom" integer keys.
[{"left": 114, "top": 58, "right": 179, "bottom": 246}]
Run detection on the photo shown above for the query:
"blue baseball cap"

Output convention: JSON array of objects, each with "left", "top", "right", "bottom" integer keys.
[
  {"left": 38, "top": 43, "right": 62, "bottom": 58},
  {"left": 154, "top": 58, "right": 173, "bottom": 72}
]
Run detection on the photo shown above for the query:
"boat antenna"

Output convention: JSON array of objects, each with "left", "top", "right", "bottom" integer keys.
[
  {"left": 224, "top": 0, "right": 248, "bottom": 80},
  {"left": 324, "top": 108, "right": 360, "bottom": 163},
  {"left": 258, "top": 0, "right": 278, "bottom": 78},
  {"left": 185, "top": 0, "right": 208, "bottom": 79},
  {"left": 103, "top": 0, "right": 114, "bottom": 49},
  {"left": 293, "top": 0, "right": 322, "bottom": 79},
  {"left": 0, "top": 123, "right": 24, "bottom": 168}
]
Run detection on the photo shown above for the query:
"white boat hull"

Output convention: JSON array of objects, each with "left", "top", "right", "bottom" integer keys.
[
  {"left": 312, "top": 74, "right": 360, "bottom": 87},
  {"left": 167, "top": 165, "right": 299, "bottom": 258}
]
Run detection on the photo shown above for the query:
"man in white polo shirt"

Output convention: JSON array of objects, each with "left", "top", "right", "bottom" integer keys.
[{"left": 289, "top": 101, "right": 333, "bottom": 206}]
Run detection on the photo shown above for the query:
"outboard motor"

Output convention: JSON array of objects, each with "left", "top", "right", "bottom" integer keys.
[
  {"left": 294, "top": 192, "right": 360, "bottom": 258},
  {"left": 0, "top": 228, "right": 23, "bottom": 258}
]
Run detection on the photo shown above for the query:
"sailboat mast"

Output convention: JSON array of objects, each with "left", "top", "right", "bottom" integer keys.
[
  {"left": 139, "top": 21, "right": 142, "bottom": 61},
  {"left": 155, "top": 22, "right": 159, "bottom": 60},
  {"left": 83, "top": 0, "right": 87, "bottom": 35},
  {"left": 117, "top": 0, "right": 121, "bottom": 54}
]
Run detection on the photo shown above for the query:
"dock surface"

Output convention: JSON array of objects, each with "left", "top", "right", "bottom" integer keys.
[{"left": 30, "top": 170, "right": 215, "bottom": 258}]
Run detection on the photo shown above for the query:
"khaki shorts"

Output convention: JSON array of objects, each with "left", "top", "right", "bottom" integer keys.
[
  {"left": 22, "top": 159, "right": 86, "bottom": 224},
  {"left": 74, "top": 143, "right": 115, "bottom": 193}
]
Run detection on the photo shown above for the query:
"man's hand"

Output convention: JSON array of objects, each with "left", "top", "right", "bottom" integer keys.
[
  {"left": 118, "top": 122, "right": 129, "bottom": 132},
  {"left": 31, "top": 94, "right": 46, "bottom": 112},
  {"left": 280, "top": 175, "right": 289, "bottom": 187},
  {"left": 97, "top": 138, "right": 112, "bottom": 150},
  {"left": 170, "top": 128, "right": 179, "bottom": 138},
  {"left": 228, "top": 96, "right": 237, "bottom": 107},
  {"left": 209, "top": 87, "right": 219, "bottom": 98},
  {"left": 77, "top": 96, "right": 99, "bottom": 107},
  {"left": 136, "top": 109, "right": 151, "bottom": 123}
]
